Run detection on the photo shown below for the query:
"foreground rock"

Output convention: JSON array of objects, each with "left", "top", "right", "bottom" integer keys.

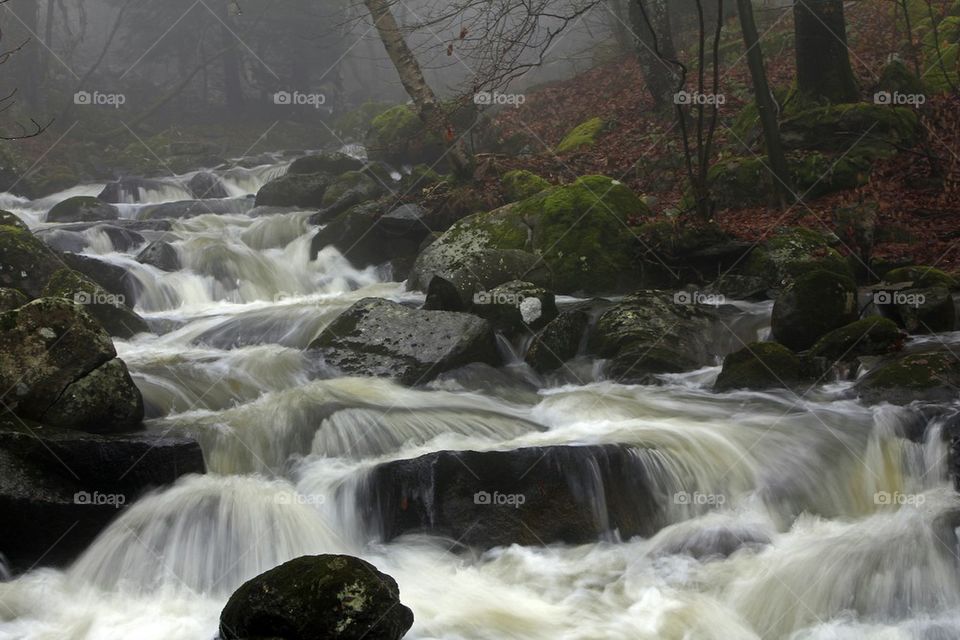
[
  {"left": 809, "top": 317, "right": 904, "bottom": 364},
  {"left": 42, "top": 269, "right": 149, "bottom": 339},
  {"left": 470, "top": 280, "right": 558, "bottom": 335},
  {"left": 771, "top": 270, "right": 857, "bottom": 351},
  {"left": 856, "top": 350, "right": 960, "bottom": 405},
  {"left": 47, "top": 196, "right": 120, "bottom": 224},
  {"left": 0, "top": 222, "right": 63, "bottom": 297},
  {"left": 0, "top": 298, "right": 144, "bottom": 431},
  {"left": 360, "top": 445, "right": 663, "bottom": 549},
  {"left": 714, "top": 342, "right": 805, "bottom": 392},
  {"left": 308, "top": 298, "right": 499, "bottom": 385},
  {"left": 0, "top": 418, "right": 204, "bottom": 571},
  {"left": 525, "top": 309, "right": 591, "bottom": 373},
  {"left": 61, "top": 252, "right": 141, "bottom": 307}
]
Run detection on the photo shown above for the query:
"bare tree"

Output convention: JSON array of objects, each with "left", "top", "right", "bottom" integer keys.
[{"left": 794, "top": 0, "right": 859, "bottom": 103}]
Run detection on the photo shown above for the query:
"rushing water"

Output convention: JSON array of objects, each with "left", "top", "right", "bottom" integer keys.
[{"left": 1, "top": 154, "right": 959, "bottom": 640}]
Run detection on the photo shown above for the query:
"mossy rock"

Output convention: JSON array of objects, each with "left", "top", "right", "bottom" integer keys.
[
  {"left": 47, "top": 196, "right": 119, "bottom": 224},
  {"left": 42, "top": 269, "right": 149, "bottom": 339},
  {"left": 780, "top": 103, "right": 919, "bottom": 154},
  {"left": 400, "top": 164, "right": 443, "bottom": 192},
  {"left": 501, "top": 170, "right": 550, "bottom": 202},
  {"left": 883, "top": 266, "right": 958, "bottom": 288},
  {"left": 856, "top": 350, "right": 960, "bottom": 405},
  {"left": 334, "top": 100, "right": 394, "bottom": 140},
  {"left": 0, "top": 210, "right": 28, "bottom": 231},
  {"left": 809, "top": 317, "right": 904, "bottom": 363},
  {"left": 288, "top": 152, "right": 363, "bottom": 176},
  {"left": 470, "top": 280, "right": 559, "bottom": 335},
  {"left": 41, "top": 358, "right": 144, "bottom": 434},
  {"left": 526, "top": 309, "right": 590, "bottom": 373},
  {"left": 365, "top": 105, "right": 443, "bottom": 166},
  {"left": 875, "top": 59, "right": 927, "bottom": 97},
  {"left": 714, "top": 342, "right": 804, "bottom": 392},
  {"left": 771, "top": 269, "right": 858, "bottom": 351},
  {"left": 556, "top": 117, "right": 606, "bottom": 153},
  {"left": 0, "top": 224, "right": 62, "bottom": 298},
  {"left": 745, "top": 227, "right": 853, "bottom": 289},
  {"left": 255, "top": 173, "right": 330, "bottom": 208},
  {"left": 220, "top": 554, "right": 414, "bottom": 640},
  {"left": 321, "top": 171, "right": 382, "bottom": 208},
  {"left": 876, "top": 285, "right": 957, "bottom": 334},
  {"left": 0, "top": 287, "right": 28, "bottom": 312}
]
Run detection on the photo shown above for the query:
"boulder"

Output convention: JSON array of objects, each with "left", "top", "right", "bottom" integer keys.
[
  {"left": 61, "top": 252, "right": 140, "bottom": 308},
  {"left": 809, "top": 317, "right": 905, "bottom": 363},
  {"left": 138, "top": 197, "right": 252, "bottom": 221},
  {"left": 0, "top": 223, "right": 63, "bottom": 298},
  {"left": 46, "top": 196, "right": 120, "bottom": 224},
  {"left": 89, "top": 224, "right": 146, "bottom": 252},
  {"left": 0, "top": 298, "right": 143, "bottom": 431},
  {"left": 365, "top": 104, "right": 443, "bottom": 166},
  {"left": 42, "top": 269, "right": 149, "bottom": 339},
  {"left": 308, "top": 297, "right": 500, "bottom": 385},
  {"left": 744, "top": 227, "right": 853, "bottom": 290},
  {"left": 309, "top": 171, "right": 386, "bottom": 223},
  {"left": 187, "top": 171, "right": 229, "bottom": 199},
  {"left": 471, "top": 280, "right": 558, "bottom": 334},
  {"left": 422, "top": 275, "right": 466, "bottom": 312},
  {"left": 876, "top": 267, "right": 958, "bottom": 334},
  {"left": 714, "top": 342, "right": 804, "bottom": 392},
  {"left": 255, "top": 173, "right": 330, "bottom": 208},
  {"left": 0, "top": 210, "right": 28, "bottom": 231},
  {"left": 855, "top": 350, "right": 960, "bottom": 405},
  {"left": 589, "top": 291, "right": 716, "bottom": 382},
  {"left": 98, "top": 178, "right": 182, "bottom": 204},
  {"left": 633, "top": 221, "right": 756, "bottom": 289},
  {"left": 501, "top": 170, "right": 550, "bottom": 202},
  {"left": 360, "top": 445, "right": 663, "bottom": 549},
  {"left": 0, "top": 287, "right": 27, "bottom": 312},
  {"left": 136, "top": 240, "right": 180, "bottom": 272},
  {"left": 36, "top": 228, "right": 89, "bottom": 253},
  {"left": 0, "top": 417, "right": 204, "bottom": 572},
  {"left": 220, "top": 555, "right": 413, "bottom": 640},
  {"left": 771, "top": 270, "right": 858, "bottom": 351},
  {"left": 408, "top": 176, "right": 651, "bottom": 296},
  {"left": 288, "top": 152, "right": 363, "bottom": 176},
  {"left": 525, "top": 309, "right": 590, "bottom": 373},
  {"left": 556, "top": 117, "right": 606, "bottom": 153}
]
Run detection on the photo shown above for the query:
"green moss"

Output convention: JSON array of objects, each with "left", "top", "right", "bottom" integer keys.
[
  {"left": 0, "top": 210, "right": 27, "bottom": 231},
  {"left": 883, "top": 265, "right": 958, "bottom": 288},
  {"left": 502, "top": 170, "right": 550, "bottom": 202},
  {"left": 810, "top": 317, "right": 903, "bottom": 362},
  {"left": 862, "top": 351, "right": 960, "bottom": 392},
  {"left": 771, "top": 269, "right": 858, "bottom": 350},
  {"left": 745, "top": 227, "right": 852, "bottom": 286},
  {"left": 370, "top": 105, "right": 423, "bottom": 144},
  {"left": 333, "top": 100, "right": 394, "bottom": 140},
  {"left": 876, "top": 59, "right": 927, "bottom": 96},
  {"left": 321, "top": 171, "right": 377, "bottom": 206},
  {"left": 781, "top": 103, "right": 919, "bottom": 153},
  {"left": 556, "top": 117, "right": 606, "bottom": 153},
  {"left": 714, "top": 342, "right": 803, "bottom": 391}
]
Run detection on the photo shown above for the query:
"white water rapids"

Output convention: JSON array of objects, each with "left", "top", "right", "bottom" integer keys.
[{"left": 1, "top": 155, "right": 958, "bottom": 640}]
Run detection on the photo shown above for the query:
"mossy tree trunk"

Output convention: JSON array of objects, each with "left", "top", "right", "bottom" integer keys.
[
  {"left": 793, "top": 0, "right": 860, "bottom": 103},
  {"left": 363, "top": 0, "right": 474, "bottom": 178}
]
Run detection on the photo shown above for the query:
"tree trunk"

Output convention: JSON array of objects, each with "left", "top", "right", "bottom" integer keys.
[
  {"left": 41, "top": 0, "right": 55, "bottom": 85},
  {"left": 363, "top": 0, "right": 472, "bottom": 177},
  {"left": 17, "top": 2, "right": 41, "bottom": 107},
  {"left": 629, "top": 0, "right": 680, "bottom": 110},
  {"left": 220, "top": 2, "right": 244, "bottom": 108},
  {"left": 738, "top": 0, "right": 791, "bottom": 205},
  {"left": 793, "top": 0, "right": 859, "bottom": 103}
]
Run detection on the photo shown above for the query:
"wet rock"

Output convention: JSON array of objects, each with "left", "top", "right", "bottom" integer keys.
[
  {"left": 855, "top": 350, "right": 960, "bottom": 405},
  {"left": 42, "top": 268, "right": 149, "bottom": 339},
  {"left": 220, "top": 555, "right": 414, "bottom": 640},
  {"left": 589, "top": 291, "right": 717, "bottom": 382},
  {"left": 98, "top": 178, "right": 175, "bottom": 204},
  {"left": 0, "top": 210, "right": 28, "bottom": 231},
  {"left": 187, "top": 171, "right": 229, "bottom": 199},
  {"left": 809, "top": 317, "right": 905, "bottom": 363},
  {"left": 0, "top": 287, "right": 27, "bottom": 311},
  {"left": 136, "top": 240, "right": 180, "bottom": 272},
  {"left": 35, "top": 228, "right": 89, "bottom": 253},
  {"left": 0, "top": 223, "right": 63, "bottom": 298},
  {"left": 714, "top": 342, "right": 804, "bottom": 392},
  {"left": 46, "top": 196, "right": 120, "bottom": 224},
  {"left": 360, "top": 444, "right": 663, "bottom": 549},
  {"left": 743, "top": 227, "right": 853, "bottom": 291},
  {"left": 771, "top": 270, "right": 858, "bottom": 351},
  {"left": 308, "top": 297, "right": 500, "bottom": 385},
  {"left": 0, "top": 298, "right": 143, "bottom": 431},
  {"left": 526, "top": 309, "right": 590, "bottom": 373},
  {"left": 60, "top": 252, "right": 140, "bottom": 308},
  {"left": 255, "top": 173, "right": 330, "bottom": 208},
  {"left": 90, "top": 225, "right": 146, "bottom": 252},
  {"left": 875, "top": 267, "right": 958, "bottom": 333},
  {"left": 423, "top": 275, "right": 466, "bottom": 312},
  {"left": 0, "top": 417, "right": 204, "bottom": 572},
  {"left": 288, "top": 151, "right": 363, "bottom": 176},
  {"left": 138, "top": 197, "right": 252, "bottom": 221},
  {"left": 471, "top": 280, "right": 558, "bottom": 335}
]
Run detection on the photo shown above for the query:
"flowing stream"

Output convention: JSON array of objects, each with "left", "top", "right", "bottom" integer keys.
[{"left": 1, "top": 154, "right": 959, "bottom": 640}]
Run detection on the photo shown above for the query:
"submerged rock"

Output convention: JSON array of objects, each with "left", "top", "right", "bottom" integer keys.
[
  {"left": 771, "top": 269, "right": 858, "bottom": 351},
  {"left": 46, "top": 196, "right": 120, "bottom": 224},
  {"left": 98, "top": 178, "right": 177, "bottom": 203},
  {"left": 360, "top": 444, "right": 663, "bottom": 549},
  {"left": 856, "top": 350, "right": 960, "bottom": 406},
  {"left": 220, "top": 555, "right": 413, "bottom": 640},
  {"left": 187, "top": 171, "right": 229, "bottom": 199},
  {"left": 308, "top": 297, "right": 500, "bottom": 385},
  {"left": 0, "top": 418, "right": 204, "bottom": 572}
]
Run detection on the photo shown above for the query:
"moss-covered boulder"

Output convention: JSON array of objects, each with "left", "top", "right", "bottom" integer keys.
[
  {"left": 525, "top": 309, "right": 590, "bottom": 373},
  {"left": 321, "top": 170, "right": 383, "bottom": 209},
  {"left": 365, "top": 104, "right": 442, "bottom": 166},
  {"left": 589, "top": 291, "right": 716, "bottom": 382},
  {"left": 471, "top": 280, "right": 558, "bottom": 335},
  {"left": 0, "top": 287, "right": 27, "bottom": 312},
  {"left": 809, "top": 317, "right": 904, "bottom": 363},
  {"left": 745, "top": 228, "right": 853, "bottom": 290},
  {"left": 876, "top": 266, "right": 957, "bottom": 334},
  {"left": 0, "top": 223, "right": 62, "bottom": 298},
  {"left": 883, "top": 266, "right": 958, "bottom": 288},
  {"left": 220, "top": 555, "right": 414, "bottom": 640},
  {"left": 255, "top": 173, "right": 330, "bottom": 208},
  {"left": 501, "top": 170, "right": 550, "bottom": 202},
  {"left": 856, "top": 350, "right": 960, "bottom": 405},
  {"left": 780, "top": 102, "right": 918, "bottom": 154},
  {"left": 556, "top": 117, "right": 606, "bottom": 153},
  {"left": 61, "top": 253, "right": 141, "bottom": 308},
  {"left": 308, "top": 297, "right": 500, "bottom": 385},
  {"left": 0, "top": 298, "right": 143, "bottom": 432},
  {"left": 0, "top": 210, "right": 28, "bottom": 231},
  {"left": 714, "top": 342, "right": 804, "bottom": 392},
  {"left": 400, "top": 164, "right": 443, "bottom": 193},
  {"left": 288, "top": 152, "right": 363, "bottom": 176},
  {"left": 409, "top": 175, "right": 651, "bottom": 296},
  {"left": 771, "top": 270, "right": 858, "bottom": 351},
  {"left": 42, "top": 269, "right": 149, "bottom": 339},
  {"left": 47, "top": 196, "right": 119, "bottom": 224}
]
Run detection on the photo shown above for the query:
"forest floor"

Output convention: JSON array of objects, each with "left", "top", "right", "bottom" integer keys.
[{"left": 489, "top": 5, "right": 960, "bottom": 274}]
